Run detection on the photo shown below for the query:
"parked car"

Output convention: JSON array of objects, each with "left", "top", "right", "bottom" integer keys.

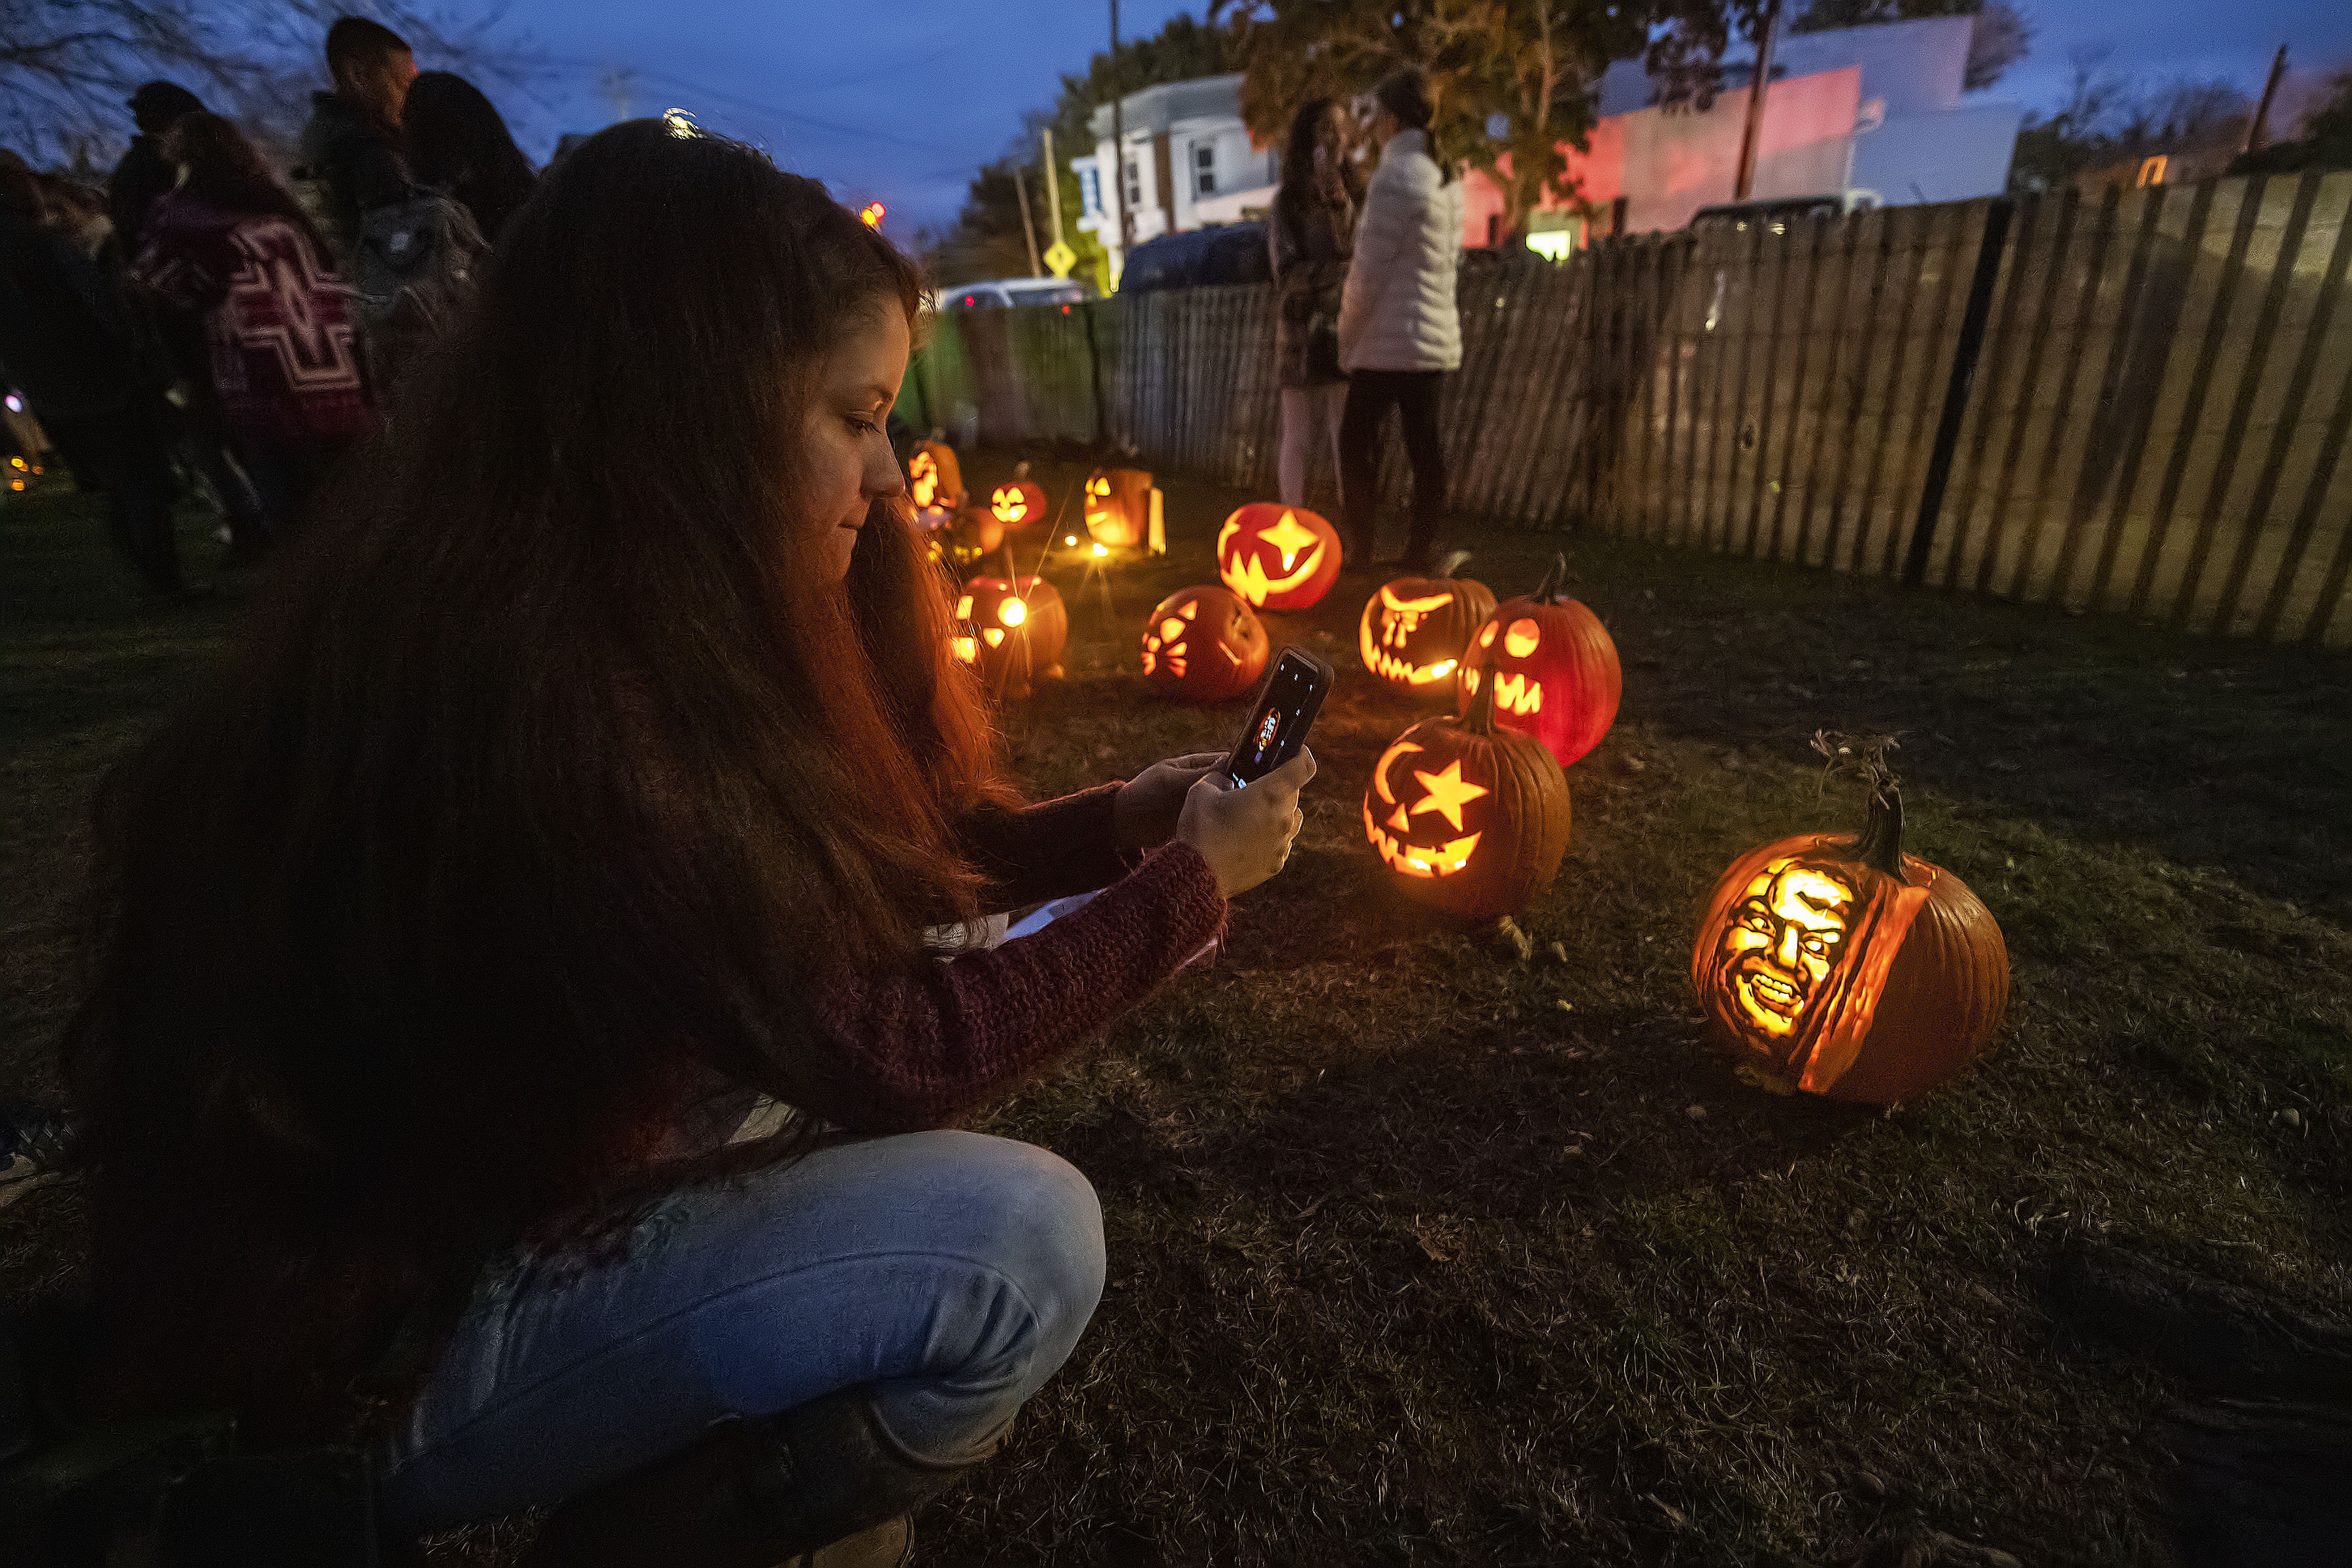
[
  {"left": 942, "top": 277, "right": 1093, "bottom": 311},
  {"left": 1690, "top": 189, "right": 1881, "bottom": 234},
  {"left": 1117, "top": 221, "right": 1272, "bottom": 294}
]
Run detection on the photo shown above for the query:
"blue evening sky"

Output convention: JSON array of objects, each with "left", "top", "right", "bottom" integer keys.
[{"left": 485, "top": 0, "right": 2350, "bottom": 236}]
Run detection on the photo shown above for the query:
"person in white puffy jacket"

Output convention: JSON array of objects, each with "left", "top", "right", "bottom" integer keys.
[{"left": 1335, "top": 69, "right": 1464, "bottom": 572}]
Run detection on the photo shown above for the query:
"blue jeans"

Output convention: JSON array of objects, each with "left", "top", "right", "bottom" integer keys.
[{"left": 376, "top": 1130, "right": 1105, "bottom": 1534}]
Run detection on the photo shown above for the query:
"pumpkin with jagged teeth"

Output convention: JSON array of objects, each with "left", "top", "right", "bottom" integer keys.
[
  {"left": 1458, "top": 554, "right": 1621, "bottom": 768},
  {"left": 1359, "top": 569, "right": 1495, "bottom": 697},
  {"left": 909, "top": 441, "right": 964, "bottom": 513},
  {"left": 1139, "top": 585, "right": 1267, "bottom": 702},
  {"left": 1216, "top": 503, "right": 1340, "bottom": 612}
]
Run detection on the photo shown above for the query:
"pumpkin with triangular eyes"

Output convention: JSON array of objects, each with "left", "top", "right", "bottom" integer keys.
[
  {"left": 953, "top": 576, "right": 1068, "bottom": 700},
  {"left": 1358, "top": 571, "right": 1495, "bottom": 696},
  {"left": 1457, "top": 555, "right": 1621, "bottom": 767},
  {"left": 1084, "top": 468, "right": 1158, "bottom": 550},
  {"left": 909, "top": 441, "right": 965, "bottom": 513},
  {"left": 990, "top": 461, "right": 1048, "bottom": 531},
  {"left": 1361, "top": 677, "right": 1571, "bottom": 921},
  {"left": 1216, "top": 503, "right": 1340, "bottom": 611},
  {"left": 1139, "top": 585, "right": 1267, "bottom": 702}
]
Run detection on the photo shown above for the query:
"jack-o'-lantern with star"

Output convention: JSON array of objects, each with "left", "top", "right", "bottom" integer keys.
[
  {"left": 1359, "top": 559, "right": 1496, "bottom": 697},
  {"left": 1083, "top": 468, "right": 1162, "bottom": 551},
  {"left": 1217, "top": 503, "right": 1341, "bottom": 612},
  {"left": 1139, "top": 585, "right": 1267, "bottom": 702},
  {"left": 1457, "top": 555, "right": 1621, "bottom": 768},
  {"left": 908, "top": 440, "right": 965, "bottom": 519},
  {"left": 953, "top": 576, "right": 1068, "bottom": 700},
  {"left": 1361, "top": 676, "right": 1571, "bottom": 921},
  {"left": 989, "top": 462, "right": 1049, "bottom": 534},
  {"left": 1691, "top": 740, "right": 2008, "bottom": 1105}
]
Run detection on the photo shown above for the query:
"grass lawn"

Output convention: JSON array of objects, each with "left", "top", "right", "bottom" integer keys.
[{"left": 4, "top": 457, "right": 2349, "bottom": 1566}]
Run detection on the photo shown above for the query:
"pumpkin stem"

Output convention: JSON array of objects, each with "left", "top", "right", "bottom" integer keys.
[
  {"left": 1814, "top": 731, "right": 1908, "bottom": 877},
  {"left": 1532, "top": 554, "right": 1561, "bottom": 600},
  {"left": 1462, "top": 662, "right": 1501, "bottom": 735}
]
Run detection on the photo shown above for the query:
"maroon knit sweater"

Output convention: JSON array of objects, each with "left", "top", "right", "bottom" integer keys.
[{"left": 798, "top": 781, "right": 1227, "bottom": 1130}]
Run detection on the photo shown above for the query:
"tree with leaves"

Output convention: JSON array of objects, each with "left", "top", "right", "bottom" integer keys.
[
  {"left": 1789, "top": 0, "right": 2031, "bottom": 93},
  {"left": 2008, "top": 48, "right": 2251, "bottom": 195}
]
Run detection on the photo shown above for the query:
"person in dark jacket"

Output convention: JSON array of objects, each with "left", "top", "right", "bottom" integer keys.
[
  {"left": 107, "top": 81, "right": 204, "bottom": 251},
  {"left": 0, "top": 155, "right": 186, "bottom": 597},
  {"left": 1269, "top": 97, "right": 1358, "bottom": 514},
  {"left": 297, "top": 16, "right": 416, "bottom": 263},
  {"left": 403, "top": 72, "right": 536, "bottom": 244}
]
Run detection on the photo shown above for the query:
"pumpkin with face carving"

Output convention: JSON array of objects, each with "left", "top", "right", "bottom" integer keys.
[
  {"left": 909, "top": 441, "right": 965, "bottom": 514},
  {"left": 1362, "top": 677, "right": 1571, "bottom": 921},
  {"left": 953, "top": 576, "right": 1068, "bottom": 700},
  {"left": 1691, "top": 771, "right": 2008, "bottom": 1105},
  {"left": 990, "top": 476, "right": 1049, "bottom": 532},
  {"left": 1457, "top": 556, "right": 1621, "bottom": 768},
  {"left": 945, "top": 505, "right": 1005, "bottom": 567},
  {"left": 1359, "top": 572, "right": 1497, "bottom": 696},
  {"left": 1083, "top": 468, "right": 1158, "bottom": 550},
  {"left": 1217, "top": 503, "right": 1341, "bottom": 612},
  {"left": 1139, "top": 586, "right": 1268, "bottom": 702}
]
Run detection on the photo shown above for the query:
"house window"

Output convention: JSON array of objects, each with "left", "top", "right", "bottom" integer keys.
[
  {"left": 2137, "top": 155, "right": 2168, "bottom": 188},
  {"left": 1079, "top": 167, "right": 1101, "bottom": 217},
  {"left": 1193, "top": 142, "right": 1217, "bottom": 197},
  {"left": 1123, "top": 159, "right": 1142, "bottom": 208}
]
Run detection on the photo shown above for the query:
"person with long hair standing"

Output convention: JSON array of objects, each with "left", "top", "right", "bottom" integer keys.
[
  {"left": 403, "top": 71, "right": 536, "bottom": 244},
  {"left": 1269, "top": 97, "right": 1357, "bottom": 512},
  {"left": 134, "top": 113, "right": 371, "bottom": 540},
  {"left": 64, "top": 121, "right": 1311, "bottom": 1565},
  {"left": 1335, "top": 69, "right": 1465, "bottom": 572}
]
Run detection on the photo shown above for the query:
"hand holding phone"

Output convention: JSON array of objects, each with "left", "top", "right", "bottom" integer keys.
[{"left": 1178, "top": 748, "right": 1315, "bottom": 899}]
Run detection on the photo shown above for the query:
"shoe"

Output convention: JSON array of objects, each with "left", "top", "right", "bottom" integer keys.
[{"left": 0, "top": 1101, "right": 79, "bottom": 1211}]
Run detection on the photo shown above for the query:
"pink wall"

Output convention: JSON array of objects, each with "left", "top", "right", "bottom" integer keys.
[{"left": 1460, "top": 65, "right": 1861, "bottom": 246}]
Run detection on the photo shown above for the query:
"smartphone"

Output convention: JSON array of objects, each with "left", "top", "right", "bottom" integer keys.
[{"left": 1226, "top": 647, "right": 1333, "bottom": 789}]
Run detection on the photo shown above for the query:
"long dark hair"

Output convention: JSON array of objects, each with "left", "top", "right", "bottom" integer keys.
[
  {"left": 1375, "top": 69, "right": 1454, "bottom": 185},
  {"left": 161, "top": 112, "right": 328, "bottom": 251},
  {"left": 403, "top": 71, "right": 536, "bottom": 240},
  {"left": 65, "top": 120, "right": 1013, "bottom": 1439},
  {"left": 1276, "top": 97, "right": 1355, "bottom": 227}
]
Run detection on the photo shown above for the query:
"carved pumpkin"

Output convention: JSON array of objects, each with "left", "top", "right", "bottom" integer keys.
[
  {"left": 909, "top": 441, "right": 965, "bottom": 513},
  {"left": 1457, "top": 555, "right": 1621, "bottom": 768},
  {"left": 1358, "top": 570, "right": 1497, "bottom": 697},
  {"left": 990, "top": 473, "right": 1049, "bottom": 531},
  {"left": 1139, "top": 585, "right": 1268, "bottom": 702},
  {"left": 1216, "top": 503, "right": 1341, "bottom": 612},
  {"left": 953, "top": 576, "right": 1068, "bottom": 700},
  {"left": 1361, "top": 676, "right": 1571, "bottom": 921},
  {"left": 1084, "top": 468, "right": 1161, "bottom": 551},
  {"left": 945, "top": 506, "right": 1005, "bottom": 568},
  {"left": 1691, "top": 772, "right": 2008, "bottom": 1105}
]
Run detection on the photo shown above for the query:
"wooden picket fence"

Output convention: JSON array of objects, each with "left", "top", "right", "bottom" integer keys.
[{"left": 901, "top": 172, "right": 2352, "bottom": 647}]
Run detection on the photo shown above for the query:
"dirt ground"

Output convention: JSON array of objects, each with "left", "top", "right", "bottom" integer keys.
[{"left": 4, "top": 456, "right": 2349, "bottom": 1566}]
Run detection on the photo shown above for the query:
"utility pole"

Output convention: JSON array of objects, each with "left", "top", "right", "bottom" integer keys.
[
  {"left": 2242, "top": 44, "right": 2289, "bottom": 156},
  {"left": 1041, "top": 126, "right": 1066, "bottom": 247},
  {"left": 1110, "top": 0, "right": 1128, "bottom": 289},
  {"left": 1732, "top": 0, "right": 1783, "bottom": 203},
  {"left": 597, "top": 66, "right": 637, "bottom": 125},
  {"left": 1013, "top": 163, "right": 1044, "bottom": 276}
]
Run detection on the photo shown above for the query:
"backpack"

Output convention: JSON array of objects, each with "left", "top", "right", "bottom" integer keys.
[{"left": 348, "top": 189, "right": 488, "bottom": 384}]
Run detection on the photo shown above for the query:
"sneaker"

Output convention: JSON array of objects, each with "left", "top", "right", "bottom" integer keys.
[{"left": 0, "top": 1102, "right": 80, "bottom": 1211}]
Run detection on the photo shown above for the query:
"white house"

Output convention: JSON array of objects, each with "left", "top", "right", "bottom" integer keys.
[{"left": 1070, "top": 74, "right": 1277, "bottom": 286}]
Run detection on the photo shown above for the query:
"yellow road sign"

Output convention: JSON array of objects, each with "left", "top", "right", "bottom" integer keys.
[{"left": 1043, "top": 239, "right": 1076, "bottom": 279}]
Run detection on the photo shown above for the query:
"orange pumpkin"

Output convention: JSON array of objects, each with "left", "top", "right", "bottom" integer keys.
[
  {"left": 1458, "top": 555, "right": 1620, "bottom": 768},
  {"left": 909, "top": 441, "right": 965, "bottom": 513},
  {"left": 990, "top": 469, "right": 1049, "bottom": 532},
  {"left": 1139, "top": 585, "right": 1268, "bottom": 702},
  {"left": 1362, "top": 676, "right": 1571, "bottom": 921},
  {"left": 1358, "top": 570, "right": 1497, "bottom": 697},
  {"left": 1691, "top": 773, "right": 2008, "bottom": 1105},
  {"left": 1083, "top": 468, "right": 1158, "bottom": 550},
  {"left": 945, "top": 506, "right": 1005, "bottom": 568},
  {"left": 954, "top": 576, "right": 1068, "bottom": 700},
  {"left": 1216, "top": 503, "right": 1341, "bottom": 612}
]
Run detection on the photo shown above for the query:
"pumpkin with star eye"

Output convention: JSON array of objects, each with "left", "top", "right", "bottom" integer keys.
[
  {"left": 990, "top": 463, "right": 1049, "bottom": 532},
  {"left": 1083, "top": 468, "right": 1162, "bottom": 551},
  {"left": 1216, "top": 503, "right": 1341, "bottom": 612},
  {"left": 953, "top": 576, "right": 1068, "bottom": 700},
  {"left": 1139, "top": 585, "right": 1267, "bottom": 702},
  {"left": 1358, "top": 568, "right": 1497, "bottom": 697},
  {"left": 1457, "top": 555, "right": 1621, "bottom": 768},
  {"left": 1691, "top": 763, "right": 2008, "bottom": 1105},
  {"left": 1361, "top": 676, "right": 1571, "bottom": 921},
  {"left": 909, "top": 441, "right": 965, "bottom": 514}
]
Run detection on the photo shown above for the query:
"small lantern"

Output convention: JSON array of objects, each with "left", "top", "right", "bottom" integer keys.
[
  {"left": 1083, "top": 468, "right": 1162, "bottom": 553},
  {"left": 1457, "top": 555, "right": 1621, "bottom": 768},
  {"left": 1215, "top": 503, "right": 1340, "bottom": 612},
  {"left": 1358, "top": 568, "right": 1497, "bottom": 697},
  {"left": 1360, "top": 676, "right": 1571, "bottom": 921},
  {"left": 1691, "top": 750, "right": 2008, "bottom": 1105},
  {"left": 909, "top": 441, "right": 966, "bottom": 514},
  {"left": 1139, "top": 585, "right": 1268, "bottom": 702},
  {"left": 954, "top": 576, "right": 1068, "bottom": 700}
]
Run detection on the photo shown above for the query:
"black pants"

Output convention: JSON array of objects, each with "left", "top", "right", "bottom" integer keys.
[
  {"left": 1339, "top": 369, "right": 1448, "bottom": 568},
  {"left": 41, "top": 404, "right": 183, "bottom": 593}
]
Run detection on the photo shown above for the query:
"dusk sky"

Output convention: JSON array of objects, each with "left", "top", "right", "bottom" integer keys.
[{"left": 487, "top": 0, "right": 2352, "bottom": 239}]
